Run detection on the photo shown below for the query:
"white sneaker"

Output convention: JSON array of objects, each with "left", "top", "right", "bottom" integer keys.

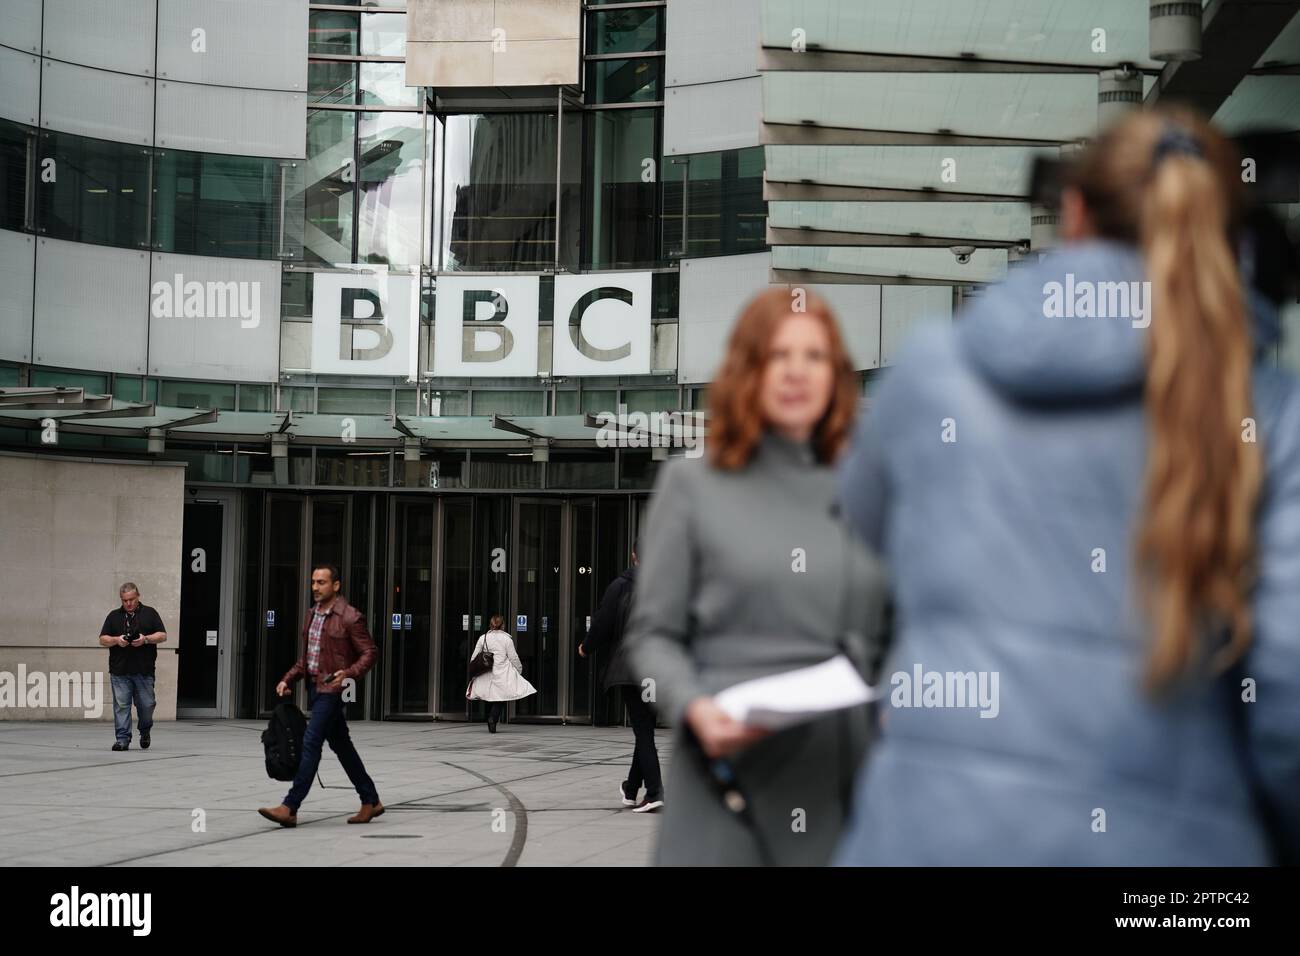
[
  {"left": 632, "top": 797, "right": 664, "bottom": 813},
  {"left": 619, "top": 782, "right": 638, "bottom": 807}
]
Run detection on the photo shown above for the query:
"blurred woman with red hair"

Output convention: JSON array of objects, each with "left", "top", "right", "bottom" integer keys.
[{"left": 625, "top": 286, "right": 888, "bottom": 865}]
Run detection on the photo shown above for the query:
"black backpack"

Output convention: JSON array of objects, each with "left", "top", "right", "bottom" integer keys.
[{"left": 261, "top": 701, "right": 307, "bottom": 781}]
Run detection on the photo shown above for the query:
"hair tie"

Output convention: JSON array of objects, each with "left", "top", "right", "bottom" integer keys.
[{"left": 1152, "top": 125, "right": 1204, "bottom": 166}]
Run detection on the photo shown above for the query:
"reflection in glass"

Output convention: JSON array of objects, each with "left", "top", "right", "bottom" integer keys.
[
  {"left": 439, "top": 113, "right": 560, "bottom": 271},
  {"left": 514, "top": 502, "right": 561, "bottom": 716},
  {"left": 392, "top": 501, "right": 433, "bottom": 712},
  {"left": 547, "top": 452, "right": 616, "bottom": 489},
  {"left": 152, "top": 150, "right": 284, "bottom": 259},
  {"left": 0, "top": 118, "right": 30, "bottom": 231},
  {"left": 470, "top": 390, "right": 545, "bottom": 416},
  {"left": 588, "top": 8, "right": 662, "bottom": 54},
  {"left": 358, "top": 111, "right": 428, "bottom": 266},
  {"left": 315, "top": 449, "right": 391, "bottom": 486},
  {"left": 360, "top": 62, "right": 419, "bottom": 108},
  {"left": 663, "top": 146, "right": 767, "bottom": 259},
  {"left": 308, "top": 11, "right": 358, "bottom": 55},
  {"left": 438, "top": 498, "right": 473, "bottom": 714},
  {"left": 586, "top": 109, "right": 658, "bottom": 269},
  {"left": 309, "top": 59, "right": 357, "bottom": 105},
  {"left": 465, "top": 453, "right": 542, "bottom": 489},
  {"left": 361, "top": 12, "right": 406, "bottom": 56},
  {"left": 160, "top": 380, "right": 236, "bottom": 410},
  {"left": 299, "top": 111, "right": 356, "bottom": 265},
  {"left": 586, "top": 58, "right": 662, "bottom": 104},
  {"left": 37, "top": 131, "right": 150, "bottom": 247}
]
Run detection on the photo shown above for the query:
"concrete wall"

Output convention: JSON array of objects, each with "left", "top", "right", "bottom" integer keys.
[
  {"left": 0, "top": 453, "right": 185, "bottom": 720},
  {"left": 407, "top": 0, "right": 580, "bottom": 87}
]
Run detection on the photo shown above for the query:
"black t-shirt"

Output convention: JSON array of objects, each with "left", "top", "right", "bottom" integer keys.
[{"left": 102, "top": 604, "right": 166, "bottom": 676}]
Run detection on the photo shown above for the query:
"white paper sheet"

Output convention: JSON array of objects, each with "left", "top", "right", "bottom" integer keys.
[{"left": 714, "top": 655, "right": 882, "bottom": 730}]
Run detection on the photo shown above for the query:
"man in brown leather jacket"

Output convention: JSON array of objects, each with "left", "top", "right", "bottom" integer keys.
[{"left": 258, "top": 565, "right": 381, "bottom": 828}]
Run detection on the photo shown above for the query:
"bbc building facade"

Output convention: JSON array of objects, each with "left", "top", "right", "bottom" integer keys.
[{"left": 2, "top": 0, "right": 1294, "bottom": 724}]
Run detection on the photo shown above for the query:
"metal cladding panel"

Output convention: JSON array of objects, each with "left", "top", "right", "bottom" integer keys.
[
  {"left": 0, "top": 46, "right": 41, "bottom": 126},
  {"left": 0, "top": 231, "right": 36, "bottom": 363},
  {"left": 881, "top": 285, "right": 953, "bottom": 366},
  {"left": 156, "top": 82, "right": 306, "bottom": 159},
  {"left": 33, "top": 238, "right": 151, "bottom": 374},
  {"left": 156, "top": 0, "right": 307, "bottom": 93},
  {"left": 40, "top": 60, "right": 154, "bottom": 145},
  {"left": 42, "top": 0, "right": 157, "bottom": 77},
  {"left": 666, "top": 0, "right": 760, "bottom": 88},
  {"left": 0, "top": 0, "right": 43, "bottom": 54},
  {"left": 664, "top": 77, "right": 762, "bottom": 156},
  {"left": 146, "top": 253, "right": 282, "bottom": 382},
  {"left": 677, "top": 252, "right": 770, "bottom": 384}
]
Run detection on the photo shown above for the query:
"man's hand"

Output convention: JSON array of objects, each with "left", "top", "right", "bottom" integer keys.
[
  {"left": 321, "top": 671, "right": 341, "bottom": 686},
  {"left": 577, "top": 644, "right": 587, "bottom": 658},
  {"left": 129, "top": 636, "right": 147, "bottom": 647},
  {"left": 116, "top": 636, "right": 131, "bottom": 647},
  {"left": 276, "top": 681, "right": 290, "bottom": 697}
]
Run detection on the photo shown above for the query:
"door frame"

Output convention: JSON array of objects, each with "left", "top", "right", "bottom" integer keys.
[{"left": 178, "top": 487, "right": 239, "bottom": 718}]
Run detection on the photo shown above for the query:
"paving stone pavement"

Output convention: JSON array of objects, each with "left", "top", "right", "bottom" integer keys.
[{"left": 0, "top": 719, "right": 668, "bottom": 866}]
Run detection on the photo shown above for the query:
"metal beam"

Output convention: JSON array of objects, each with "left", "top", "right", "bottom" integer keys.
[
  {"left": 763, "top": 179, "right": 1026, "bottom": 203},
  {"left": 1146, "top": 0, "right": 1300, "bottom": 115},
  {"left": 761, "top": 122, "right": 1063, "bottom": 148},
  {"left": 758, "top": 47, "right": 1152, "bottom": 75},
  {"left": 770, "top": 268, "right": 981, "bottom": 287},
  {"left": 767, "top": 225, "right": 1024, "bottom": 249}
]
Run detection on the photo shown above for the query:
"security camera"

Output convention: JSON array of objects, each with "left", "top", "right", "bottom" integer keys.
[{"left": 950, "top": 245, "right": 976, "bottom": 264}]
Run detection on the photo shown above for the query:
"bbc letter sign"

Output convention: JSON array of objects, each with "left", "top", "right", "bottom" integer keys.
[
  {"left": 552, "top": 272, "right": 651, "bottom": 376},
  {"left": 311, "top": 271, "right": 416, "bottom": 377},
  {"left": 433, "top": 276, "right": 540, "bottom": 377}
]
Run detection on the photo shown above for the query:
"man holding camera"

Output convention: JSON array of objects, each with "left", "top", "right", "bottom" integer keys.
[
  {"left": 257, "top": 564, "right": 381, "bottom": 828},
  {"left": 98, "top": 583, "right": 168, "bottom": 752}
]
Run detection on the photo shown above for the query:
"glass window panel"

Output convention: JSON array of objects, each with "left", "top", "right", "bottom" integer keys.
[
  {"left": 765, "top": 144, "right": 1053, "bottom": 197},
  {"left": 651, "top": 270, "right": 679, "bottom": 319},
  {"left": 167, "top": 444, "right": 234, "bottom": 481},
  {"left": 302, "top": 110, "right": 357, "bottom": 266},
  {"left": 586, "top": 57, "right": 662, "bottom": 104},
  {"left": 554, "top": 390, "right": 579, "bottom": 416},
  {"left": 622, "top": 388, "right": 678, "bottom": 413},
  {"left": 546, "top": 450, "right": 615, "bottom": 489},
  {"left": 360, "top": 62, "right": 419, "bottom": 108},
  {"left": 309, "top": 59, "right": 357, "bottom": 105},
  {"left": 0, "top": 366, "right": 21, "bottom": 387},
  {"left": 471, "top": 390, "right": 545, "bottom": 416},
  {"left": 588, "top": 9, "right": 662, "bottom": 54},
  {"left": 406, "top": 389, "right": 469, "bottom": 416},
  {"left": 581, "top": 389, "right": 616, "bottom": 414},
  {"left": 315, "top": 449, "right": 391, "bottom": 486},
  {"left": 760, "top": 0, "right": 1159, "bottom": 67},
  {"left": 664, "top": 146, "right": 766, "bottom": 258},
  {"left": 280, "top": 386, "right": 315, "bottom": 412},
  {"left": 464, "top": 452, "right": 542, "bottom": 489},
  {"left": 281, "top": 271, "right": 312, "bottom": 317},
  {"left": 691, "top": 386, "right": 708, "bottom": 410},
  {"left": 112, "top": 375, "right": 145, "bottom": 402},
  {"left": 619, "top": 450, "right": 660, "bottom": 490},
  {"left": 358, "top": 111, "right": 429, "bottom": 266},
  {"left": 30, "top": 369, "right": 109, "bottom": 392},
  {"left": 36, "top": 131, "right": 150, "bottom": 248},
  {"left": 160, "top": 380, "right": 236, "bottom": 410},
  {"left": 309, "top": 10, "right": 358, "bottom": 55},
  {"left": 317, "top": 386, "right": 392, "bottom": 414},
  {"left": 152, "top": 149, "right": 281, "bottom": 259},
  {"left": 361, "top": 12, "right": 406, "bottom": 56},
  {"left": 0, "top": 118, "right": 30, "bottom": 232},
  {"left": 586, "top": 109, "right": 658, "bottom": 269},
  {"left": 238, "top": 384, "right": 272, "bottom": 411},
  {"left": 768, "top": 200, "right": 1029, "bottom": 243},
  {"left": 439, "top": 113, "right": 559, "bottom": 272},
  {"left": 395, "top": 448, "right": 464, "bottom": 488}
]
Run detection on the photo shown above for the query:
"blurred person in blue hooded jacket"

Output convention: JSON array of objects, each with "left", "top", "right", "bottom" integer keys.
[{"left": 835, "top": 106, "right": 1300, "bottom": 866}]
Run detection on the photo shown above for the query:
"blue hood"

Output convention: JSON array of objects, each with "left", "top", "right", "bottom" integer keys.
[{"left": 958, "top": 239, "right": 1281, "bottom": 403}]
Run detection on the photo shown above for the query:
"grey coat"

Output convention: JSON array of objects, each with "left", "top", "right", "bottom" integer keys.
[
  {"left": 835, "top": 240, "right": 1300, "bottom": 866},
  {"left": 625, "top": 431, "right": 888, "bottom": 865}
]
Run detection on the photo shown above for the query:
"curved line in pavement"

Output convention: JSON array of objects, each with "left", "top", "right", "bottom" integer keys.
[{"left": 443, "top": 761, "right": 528, "bottom": 867}]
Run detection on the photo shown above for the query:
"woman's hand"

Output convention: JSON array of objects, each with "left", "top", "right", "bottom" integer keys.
[{"left": 685, "top": 697, "right": 769, "bottom": 759}]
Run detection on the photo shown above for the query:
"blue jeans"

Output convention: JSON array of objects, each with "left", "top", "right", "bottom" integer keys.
[
  {"left": 110, "top": 674, "right": 155, "bottom": 746},
  {"left": 283, "top": 687, "right": 379, "bottom": 811}
]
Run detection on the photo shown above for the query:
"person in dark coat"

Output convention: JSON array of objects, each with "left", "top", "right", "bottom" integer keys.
[{"left": 580, "top": 543, "right": 662, "bottom": 812}]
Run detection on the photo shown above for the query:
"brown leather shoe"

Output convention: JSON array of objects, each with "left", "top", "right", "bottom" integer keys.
[
  {"left": 348, "top": 801, "right": 385, "bottom": 824},
  {"left": 257, "top": 804, "right": 298, "bottom": 828}
]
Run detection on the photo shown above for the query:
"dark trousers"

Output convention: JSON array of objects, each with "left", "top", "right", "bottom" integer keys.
[
  {"left": 487, "top": 701, "right": 505, "bottom": 725},
  {"left": 621, "top": 685, "right": 663, "bottom": 799},
  {"left": 283, "top": 686, "right": 379, "bottom": 811}
]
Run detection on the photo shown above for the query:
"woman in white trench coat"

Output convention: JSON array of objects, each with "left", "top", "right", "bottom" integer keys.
[{"left": 466, "top": 615, "right": 537, "bottom": 732}]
